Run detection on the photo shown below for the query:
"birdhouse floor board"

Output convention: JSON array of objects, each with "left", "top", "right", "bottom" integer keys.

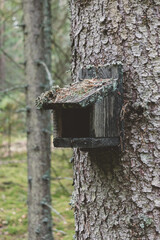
[{"left": 53, "top": 137, "right": 120, "bottom": 148}]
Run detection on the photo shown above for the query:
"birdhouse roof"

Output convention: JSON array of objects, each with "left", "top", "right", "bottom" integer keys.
[{"left": 36, "top": 78, "right": 118, "bottom": 109}]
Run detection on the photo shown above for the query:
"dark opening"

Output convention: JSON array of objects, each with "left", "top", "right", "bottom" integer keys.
[{"left": 62, "top": 108, "right": 90, "bottom": 138}]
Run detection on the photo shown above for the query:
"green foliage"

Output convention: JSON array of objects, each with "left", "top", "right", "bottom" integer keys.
[
  {"left": 1, "top": 0, "right": 24, "bottom": 88},
  {"left": 0, "top": 93, "right": 25, "bottom": 136},
  {"left": 0, "top": 147, "right": 74, "bottom": 240},
  {"left": 51, "top": 0, "right": 71, "bottom": 86},
  {"left": 0, "top": 93, "right": 19, "bottom": 111},
  {"left": 0, "top": 152, "right": 28, "bottom": 240},
  {"left": 0, "top": 0, "right": 71, "bottom": 140},
  {"left": 0, "top": 0, "right": 72, "bottom": 239}
]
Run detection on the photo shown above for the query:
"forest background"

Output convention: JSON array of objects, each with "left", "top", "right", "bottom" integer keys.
[{"left": 0, "top": 0, "right": 74, "bottom": 239}]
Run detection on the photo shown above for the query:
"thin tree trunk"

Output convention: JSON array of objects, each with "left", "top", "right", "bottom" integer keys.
[
  {"left": 70, "top": 0, "right": 160, "bottom": 239},
  {"left": 23, "top": 1, "right": 53, "bottom": 239},
  {"left": 7, "top": 111, "right": 11, "bottom": 158},
  {"left": 0, "top": 0, "right": 5, "bottom": 89}
]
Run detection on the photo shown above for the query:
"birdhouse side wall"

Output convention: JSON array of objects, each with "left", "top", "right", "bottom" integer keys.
[
  {"left": 53, "top": 109, "right": 62, "bottom": 138},
  {"left": 90, "top": 92, "right": 120, "bottom": 138}
]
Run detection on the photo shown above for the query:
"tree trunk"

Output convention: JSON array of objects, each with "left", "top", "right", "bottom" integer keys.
[
  {"left": 70, "top": 0, "right": 160, "bottom": 239},
  {"left": 0, "top": 0, "right": 5, "bottom": 89},
  {"left": 23, "top": 1, "right": 53, "bottom": 239}
]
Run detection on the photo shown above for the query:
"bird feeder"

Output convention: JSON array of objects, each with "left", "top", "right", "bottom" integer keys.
[{"left": 36, "top": 64, "right": 123, "bottom": 149}]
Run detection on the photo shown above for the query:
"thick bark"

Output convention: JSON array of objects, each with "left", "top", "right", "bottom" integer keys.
[
  {"left": 70, "top": 0, "right": 160, "bottom": 239},
  {"left": 23, "top": 1, "right": 53, "bottom": 239}
]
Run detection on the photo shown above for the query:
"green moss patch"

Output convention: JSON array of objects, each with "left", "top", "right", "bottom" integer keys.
[{"left": 0, "top": 147, "right": 74, "bottom": 240}]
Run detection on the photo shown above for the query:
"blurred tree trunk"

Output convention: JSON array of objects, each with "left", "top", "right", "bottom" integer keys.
[
  {"left": 0, "top": 0, "right": 5, "bottom": 89},
  {"left": 23, "top": 0, "right": 53, "bottom": 239},
  {"left": 70, "top": 0, "right": 160, "bottom": 239}
]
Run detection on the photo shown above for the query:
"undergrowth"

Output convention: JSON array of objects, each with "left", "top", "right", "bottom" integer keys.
[{"left": 0, "top": 144, "right": 74, "bottom": 240}]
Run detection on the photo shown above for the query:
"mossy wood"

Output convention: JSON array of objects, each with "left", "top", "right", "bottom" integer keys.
[
  {"left": 37, "top": 64, "right": 123, "bottom": 148},
  {"left": 36, "top": 78, "right": 115, "bottom": 109}
]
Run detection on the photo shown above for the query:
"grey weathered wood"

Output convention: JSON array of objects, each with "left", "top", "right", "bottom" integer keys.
[
  {"left": 79, "top": 64, "right": 123, "bottom": 139},
  {"left": 105, "top": 92, "right": 119, "bottom": 137},
  {"left": 91, "top": 99, "right": 105, "bottom": 137},
  {"left": 78, "top": 64, "right": 122, "bottom": 80},
  {"left": 38, "top": 65, "right": 123, "bottom": 111},
  {"left": 53, "top": 138, "right": 71, "bottom": 147},
  {"left": 91, "top": 93, "right": 119, "bottom": 138},
  {"left": 54, "top": 137, "right": 120, "bottom": 148},
  {"left": 53, "top": 109, "right": 62, "bottom": 138},
  {"left": 51, "top": 65, "right": 123, "bottom": 148},
  {"left": 41, "top": 80, "right": 114, "bottom": 109}
]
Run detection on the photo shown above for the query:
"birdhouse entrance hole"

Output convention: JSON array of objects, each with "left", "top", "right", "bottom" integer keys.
[{"left": 61, "top": 108, "right": 90, "bottom": 138}]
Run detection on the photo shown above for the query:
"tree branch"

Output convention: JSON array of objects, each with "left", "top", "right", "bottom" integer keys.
[
  {"left": 0, "top": 48, "right": 24, "bottom": 70},
  {"left": 0, "top": 84, "right": 28, "bottom": 93},
  {"left": 36, "top": 60, "right": 54, "bottom": 87},
  {"left": 42, "top": 202, "right": 66, "bottom": 222},
  {"left": 52, "top": 38, "right": 70, "bottom": 62},
  {"left": 52, "top": 177, "right": 72, "bottom": 181},
  {"left": 53, "top": 229, "right": 66, "bottom": 235},
  {"left": 52, "top": 167, "right": 71, "bottom": 196},
  {"left": 2, "top": 91, "right": 26, "bottom": 107}
]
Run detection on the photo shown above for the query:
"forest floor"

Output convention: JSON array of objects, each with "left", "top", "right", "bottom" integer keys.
[{"left": 0, "top": 137, "right": 74, "bottom": 240}]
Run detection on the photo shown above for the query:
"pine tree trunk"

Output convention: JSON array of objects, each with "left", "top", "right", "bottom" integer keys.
[
  {"left": 23, "top": 1, "right": 53, "bottom": 239},
  {"left": 70, "top": 0, "right": 160, "bottom": 239},
  {"left": 0, "top": 0, "right": 5, "bottom": 89}
]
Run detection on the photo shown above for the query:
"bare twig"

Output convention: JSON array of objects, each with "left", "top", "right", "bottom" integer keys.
[
  {"left": 16, "top": 108, "right": 27, "bottom": 113},
  {"left": 52, "top": 38, "right": 70, "bottom": 61},
  {"left": 0, "top": 160, "right": 26, "bottom": 165},
  {"left": 52, "top": 177, "right": 72, "bottom": 181},
  {"left": 36, "top": 60, "right": 54, "bottom": 87},
  {"left": 0, "top": 84, "right": 28, "bottom": 93},
  {"left": 52, "top": 167, "right": 71, "bottom": 195},
  {"left": 3, "top": 91, "right": 26, "bottom": 107},
  {"left": 41, "top": 128, "right": 53, "bottom": 135},
  {"left": 52, "top": 69, "right": 64, "bottom": 84},
  {"left": 1, "top": 8, "right": 21, "bottom": 23},
  {"left": 42, "top": 202, "right": 66, "bottom": 222},
  {"left": 0, "top": 48, "right": 24, "bottom": 70},
  {"left": 53, "top": 229, "right": 66, "bottom": 235}
]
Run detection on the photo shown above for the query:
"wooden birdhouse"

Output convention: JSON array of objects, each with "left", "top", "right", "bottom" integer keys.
[{"left": 36, "top": 64, "right": 123, "bottom": 149}]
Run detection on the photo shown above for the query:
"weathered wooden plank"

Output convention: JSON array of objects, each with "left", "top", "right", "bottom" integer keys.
[
  {"left": 104, "top": 92, "right": 119, "bottom": 137},
  {"left": 78, "top": 64, "right": 122, "bottom": 80},
  {"left": 41, "top": 81, "right": 114, "bottom": 109},
  {"left": 37, "top": 65, "right": 123, "bottom": 110},
  {"left": 53, "top": 138, "right": 71, "bottom": 147},
  {"left": 52, "top": 65, "right": 123, "bottom": 148},
  {"left": 91, "top": 93, "right": 119, "bottom": 138},
  {"left": 53, "top": 137, "right": 120, "bottom": 148},
  {"left": 79, "top": 64, "right": 123, "bottom": 139},
  {"left": 105, "top": 95, "right": 109, "bottom": 137},
  {"left": 53, "top": 109, "right": 62, "bottom": 138},
  {"left": 91, "top": 99, "right": 105, "bottom": 137}
]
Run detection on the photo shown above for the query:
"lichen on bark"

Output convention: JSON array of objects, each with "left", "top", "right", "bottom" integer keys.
[
  {"left": 23, "top": 0, "right": 53, "bottom": 239},
  {"left": 70, "top": 0, "right": 160, "bottom": 239}
]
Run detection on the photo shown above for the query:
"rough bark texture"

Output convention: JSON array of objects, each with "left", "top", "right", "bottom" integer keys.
[
  {"left": 23, "top": 1, "right": 53, "bottom": 239},
  {"left": 70, "top": 0, "right": 160, "bottom": 239}
]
